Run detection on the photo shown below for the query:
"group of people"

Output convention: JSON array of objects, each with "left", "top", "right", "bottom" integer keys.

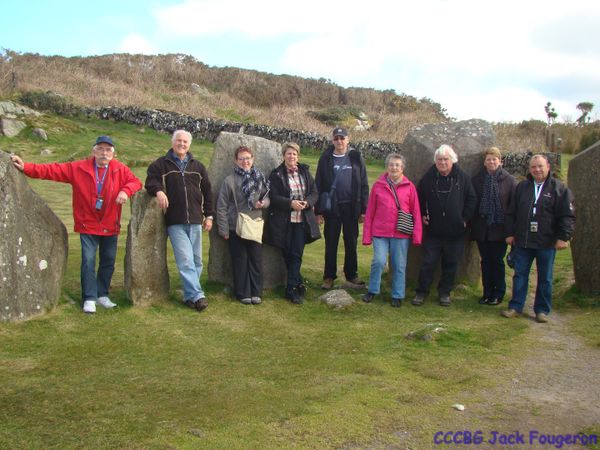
[{"left": 10, "top": 127, "right": 574, "bottom": 322}]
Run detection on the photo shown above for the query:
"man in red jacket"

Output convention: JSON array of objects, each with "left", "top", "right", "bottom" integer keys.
[{"left": 11, "top": 136, "right": 142, "bottom": 314}]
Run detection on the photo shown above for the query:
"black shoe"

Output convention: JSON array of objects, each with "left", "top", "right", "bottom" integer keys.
[
  {"left": 362, "top": 292, "right": 376, "bottom": 303},
  {"left": 478, "top": 297, "right": 489, "bottom": 305},
  {"left": 296, "top": 283, "right": 306, "bottom": 299},
  {"left": 286, "top": 287, "right": 301, "bottom": 304},
  {"left": 487, "top": 298, "right": 503, "bottom": 306},
  {"left": 391, "top": 298, "right": 402, "bottom": 308}
]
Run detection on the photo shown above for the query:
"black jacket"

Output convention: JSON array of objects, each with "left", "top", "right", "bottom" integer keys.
[
  {"left": 417, "top": 163, "right": 477, "bottom": 238},
  {"left": 263, "top": 163, "right": 320, "bottom": 249},
  {"left": 314, "top": 145, "right": 369, "bottom": 218},
  {"left": 505, "top": 174, "right": 575, "bottom": 249},
  {"left": 470, "top": 167, "right": 517, "bottom": 242},
  {"left": 145, "top": 149, "right": 214, "bottom": 227}
]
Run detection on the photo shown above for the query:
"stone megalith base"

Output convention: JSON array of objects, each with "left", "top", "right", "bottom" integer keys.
[
  {"left": 401, "top": 119, "right": 496, "bottom": 286},
  {"left": 125, "top": 190, "right": 170, "bottom": 305},
  {"left": 0, "top": 150, "right": 68, "bottom": 321},
  {"left": 569, "top": 141, "right": 600, "bottom": 295},
  {"left": 208, "top": 132, "right": 286, "bottom": 290}
]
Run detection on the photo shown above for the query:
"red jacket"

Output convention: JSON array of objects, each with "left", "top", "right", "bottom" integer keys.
[
  {"left": 363, "top": 173, "right": 422, "bottom": 245},
  {"left": 24, "top": 157, "right": 142, "bottom": 236}
]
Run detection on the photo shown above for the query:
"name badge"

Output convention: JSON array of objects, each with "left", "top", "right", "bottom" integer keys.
[
  {"left": 95, "top": 197, "right": 104, "bottom": 211},
  {"left": 530, "top": 221, "right": 538, "bottom": 233}
]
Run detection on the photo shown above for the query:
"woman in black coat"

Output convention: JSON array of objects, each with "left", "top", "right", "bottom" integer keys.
[
  {"left": 470, "top": 147, "right": 517, "bottom": 305},
  {"left": 264, "top": 142, "right": 320, "bottom": 304}
]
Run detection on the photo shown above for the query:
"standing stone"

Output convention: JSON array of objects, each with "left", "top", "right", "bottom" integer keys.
[
  {"left": 569, "top": 141, "right": 600, "bottom": 294},
  {"left": 0, "top": 150, "right": 68, "bottom": 321},
  {"left": 401, "top": 119, "right": 496, "bottom": 285},
  {"left": 207, "top": 132, "right": 286, "bottom": 289},
  {"left": 124, "top": 190, "right": 170, "bottom": 305}
]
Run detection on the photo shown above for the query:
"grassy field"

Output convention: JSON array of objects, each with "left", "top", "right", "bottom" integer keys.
[{"left": 0, "top": 115, "right": 598, "bottom": 449}]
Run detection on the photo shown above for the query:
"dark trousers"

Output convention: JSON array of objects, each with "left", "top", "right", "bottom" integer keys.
[
  {"left": 323, "top": 203, "right": 358, "bottom": 281},
  {"left": 476, "top": 240, "right": 508, "bottom": 300},
  {"left": 283, "top": 222, "right": 306, "bottom": 288},
  {"left": 417, "top": 234, "right": 465, "bottom": 296},
  {"left": 228, "top": 233, "right": 263, "bottom": 299}
]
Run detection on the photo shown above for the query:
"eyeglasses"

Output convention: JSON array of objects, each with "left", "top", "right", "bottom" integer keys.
[
  {"left": 237, "top": 157, "right": 253, "bottom": 162},
  {"left": 94, "top": 147, "right": 114, "bottom": 153},
  {"left": 333, "top": 136, "right": 346, "bottom": 141}
]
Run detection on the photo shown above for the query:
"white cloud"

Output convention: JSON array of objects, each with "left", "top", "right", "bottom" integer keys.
[
  {"left": 149, "top": 0, "right": 600, "bottom": 122},
  {"left": 118, "top": 33, "right": 157, "bottom": 55}
]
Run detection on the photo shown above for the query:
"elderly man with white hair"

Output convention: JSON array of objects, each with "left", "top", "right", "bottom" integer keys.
[
  {"left": 412, "top": 144, "right": 476, "bottom": 307},
  {"left": 145, "top": 130, "right": 214, "bottom": 312}
]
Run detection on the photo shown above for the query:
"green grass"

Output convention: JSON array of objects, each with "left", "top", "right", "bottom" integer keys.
[{"left": 0, "top": 114, "right": 597, "bottom": 449}]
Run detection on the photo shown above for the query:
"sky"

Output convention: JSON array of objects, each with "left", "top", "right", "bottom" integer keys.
[{"left": 2, "top": 0, "right": 599, "bottom": 123}]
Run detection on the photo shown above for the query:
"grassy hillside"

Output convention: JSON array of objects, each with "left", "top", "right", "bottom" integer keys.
[
  {"left": 1, "top": 113, "right": 598, "bottom": 449},
  {"left": 9, "top": 50, "right": 600, "bottom": 153}
]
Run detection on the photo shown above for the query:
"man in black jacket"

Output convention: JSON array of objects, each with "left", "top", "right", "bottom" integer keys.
[
  {"left": 412, "top": 144, "right": 477, "bottom": 306},
  {"left": 145, "top": 130, "right": 214, "bottom": 312},
  {"left": 315, "top": 127, "right": 369, "bottom": 289},
  {"left": 502, "top": 154, "right": 575, "bottom": 323}
]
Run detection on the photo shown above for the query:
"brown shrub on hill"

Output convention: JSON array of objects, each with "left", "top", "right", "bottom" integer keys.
[{"left": 1, "top": 50, "right": 595, "bottom": 151}]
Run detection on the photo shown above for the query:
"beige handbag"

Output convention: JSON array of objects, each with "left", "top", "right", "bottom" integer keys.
[
  {"left": 229, "top": 177, "right": 264, "bottom": 243},
  {"left": 236, "top": 212, "right": 264, "bottom": 243}
]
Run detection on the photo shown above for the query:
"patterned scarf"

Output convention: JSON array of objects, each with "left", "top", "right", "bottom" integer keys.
[
  {"left": 234, "top": 165, "right": 269, "bottom": 209},
  {"left": 479, "top": 171, "right": 504, "bottom": 225}
]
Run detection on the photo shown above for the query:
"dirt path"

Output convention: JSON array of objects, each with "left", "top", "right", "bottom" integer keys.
[{"left": 450, "top": 305, "right": 600, "bottom": 449}]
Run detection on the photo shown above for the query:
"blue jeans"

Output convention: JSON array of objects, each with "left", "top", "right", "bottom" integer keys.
[
  {"left": 167, "top": 224, "right": 205, "bottom": 302},
  {"left": 508, "top": 246, "right": 556, "bottom": 315},
  {"left": 80, "top": 233, "right": 118, "bottom": 303},
  {"left": 368, "top": 237, "right": 410, "bottom": 299}
]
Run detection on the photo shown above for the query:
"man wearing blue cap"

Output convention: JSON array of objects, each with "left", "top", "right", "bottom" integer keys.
[{"left": 11, "top": 136, "right": 142, "bottom": 314}]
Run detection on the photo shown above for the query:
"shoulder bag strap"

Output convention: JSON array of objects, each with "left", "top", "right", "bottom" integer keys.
[{"left": 387, "top": 177, "right": 401, "bottom": 210}]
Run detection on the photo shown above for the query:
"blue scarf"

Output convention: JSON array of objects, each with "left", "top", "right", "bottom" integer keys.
[
  {"left": 479, "top": 171, "right": 504, "bottom": 225},
  {"left": 234, "top": 165, "right": 268, "bottom": 209}
]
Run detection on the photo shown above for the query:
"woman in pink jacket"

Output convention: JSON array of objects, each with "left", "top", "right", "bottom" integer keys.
[{"left": 362, "top": 153, "right": 422, "bottom": 307}]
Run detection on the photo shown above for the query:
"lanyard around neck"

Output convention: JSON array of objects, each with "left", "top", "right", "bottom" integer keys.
[
  {"left": 533, "top": 181, "right": 544, "bottom": 215},
  {"left": 94, "top": 161, "right": 108, "bottom": 196}
]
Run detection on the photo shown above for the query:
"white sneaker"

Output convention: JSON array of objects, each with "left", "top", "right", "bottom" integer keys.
[
  {"left": 97, "top": 296, "right": 117, "bottom": 308},
  {"left": 83, "top": 300, "right": 97, "bottom": 314}
]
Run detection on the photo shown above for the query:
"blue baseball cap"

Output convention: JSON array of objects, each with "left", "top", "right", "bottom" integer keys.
[{"left": 94, "top": 135, "right": 114, "bottom": 147}]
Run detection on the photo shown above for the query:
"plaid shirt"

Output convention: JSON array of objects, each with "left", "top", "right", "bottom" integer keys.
[{"left": 288, "top": 169, "right": 304, "bottom": 223}]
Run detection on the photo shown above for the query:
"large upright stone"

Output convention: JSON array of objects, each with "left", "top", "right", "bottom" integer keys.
[
  {"left": 0, "top": 150, "right": 68, "bottom": 321},
  {"left": 207, "top": 132, "right": 286, "bottom": 289},
  {"left": 569, "top": 141, "right": 600, "bottom": 294},
  {"left": 124, "top": 190, "right": 170, "bottom": 305},
  {"left": 401, "top": 119, "right": 496, "bottom": 285}
]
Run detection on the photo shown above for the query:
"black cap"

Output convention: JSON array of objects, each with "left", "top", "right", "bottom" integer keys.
[
  {"left": 94, "top": 135, "right": 114, "bottom": 147},
  {"left": 332, "top": 127, "right": 348, "bottom": 137}
]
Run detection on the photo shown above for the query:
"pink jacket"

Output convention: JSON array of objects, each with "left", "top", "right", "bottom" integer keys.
[{"left": 362, "top": 173, "right": 422, "bottom": 245}]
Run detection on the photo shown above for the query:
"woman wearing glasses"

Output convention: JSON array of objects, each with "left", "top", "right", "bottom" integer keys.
[{"left": 217, "top": 146, "right": 270, "bottom": 305}]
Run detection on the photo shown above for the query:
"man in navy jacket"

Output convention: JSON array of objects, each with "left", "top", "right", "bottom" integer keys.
[{"left": 502, "top": 154, "right": 575, "bottom": 323}]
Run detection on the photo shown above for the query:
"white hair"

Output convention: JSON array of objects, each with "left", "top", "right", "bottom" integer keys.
[
  {"left": 434, "top": 144, "right": 458, "bottom": 163},
  {"left": 172, "top": 129, "right": 193, "bottom": 144}
]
